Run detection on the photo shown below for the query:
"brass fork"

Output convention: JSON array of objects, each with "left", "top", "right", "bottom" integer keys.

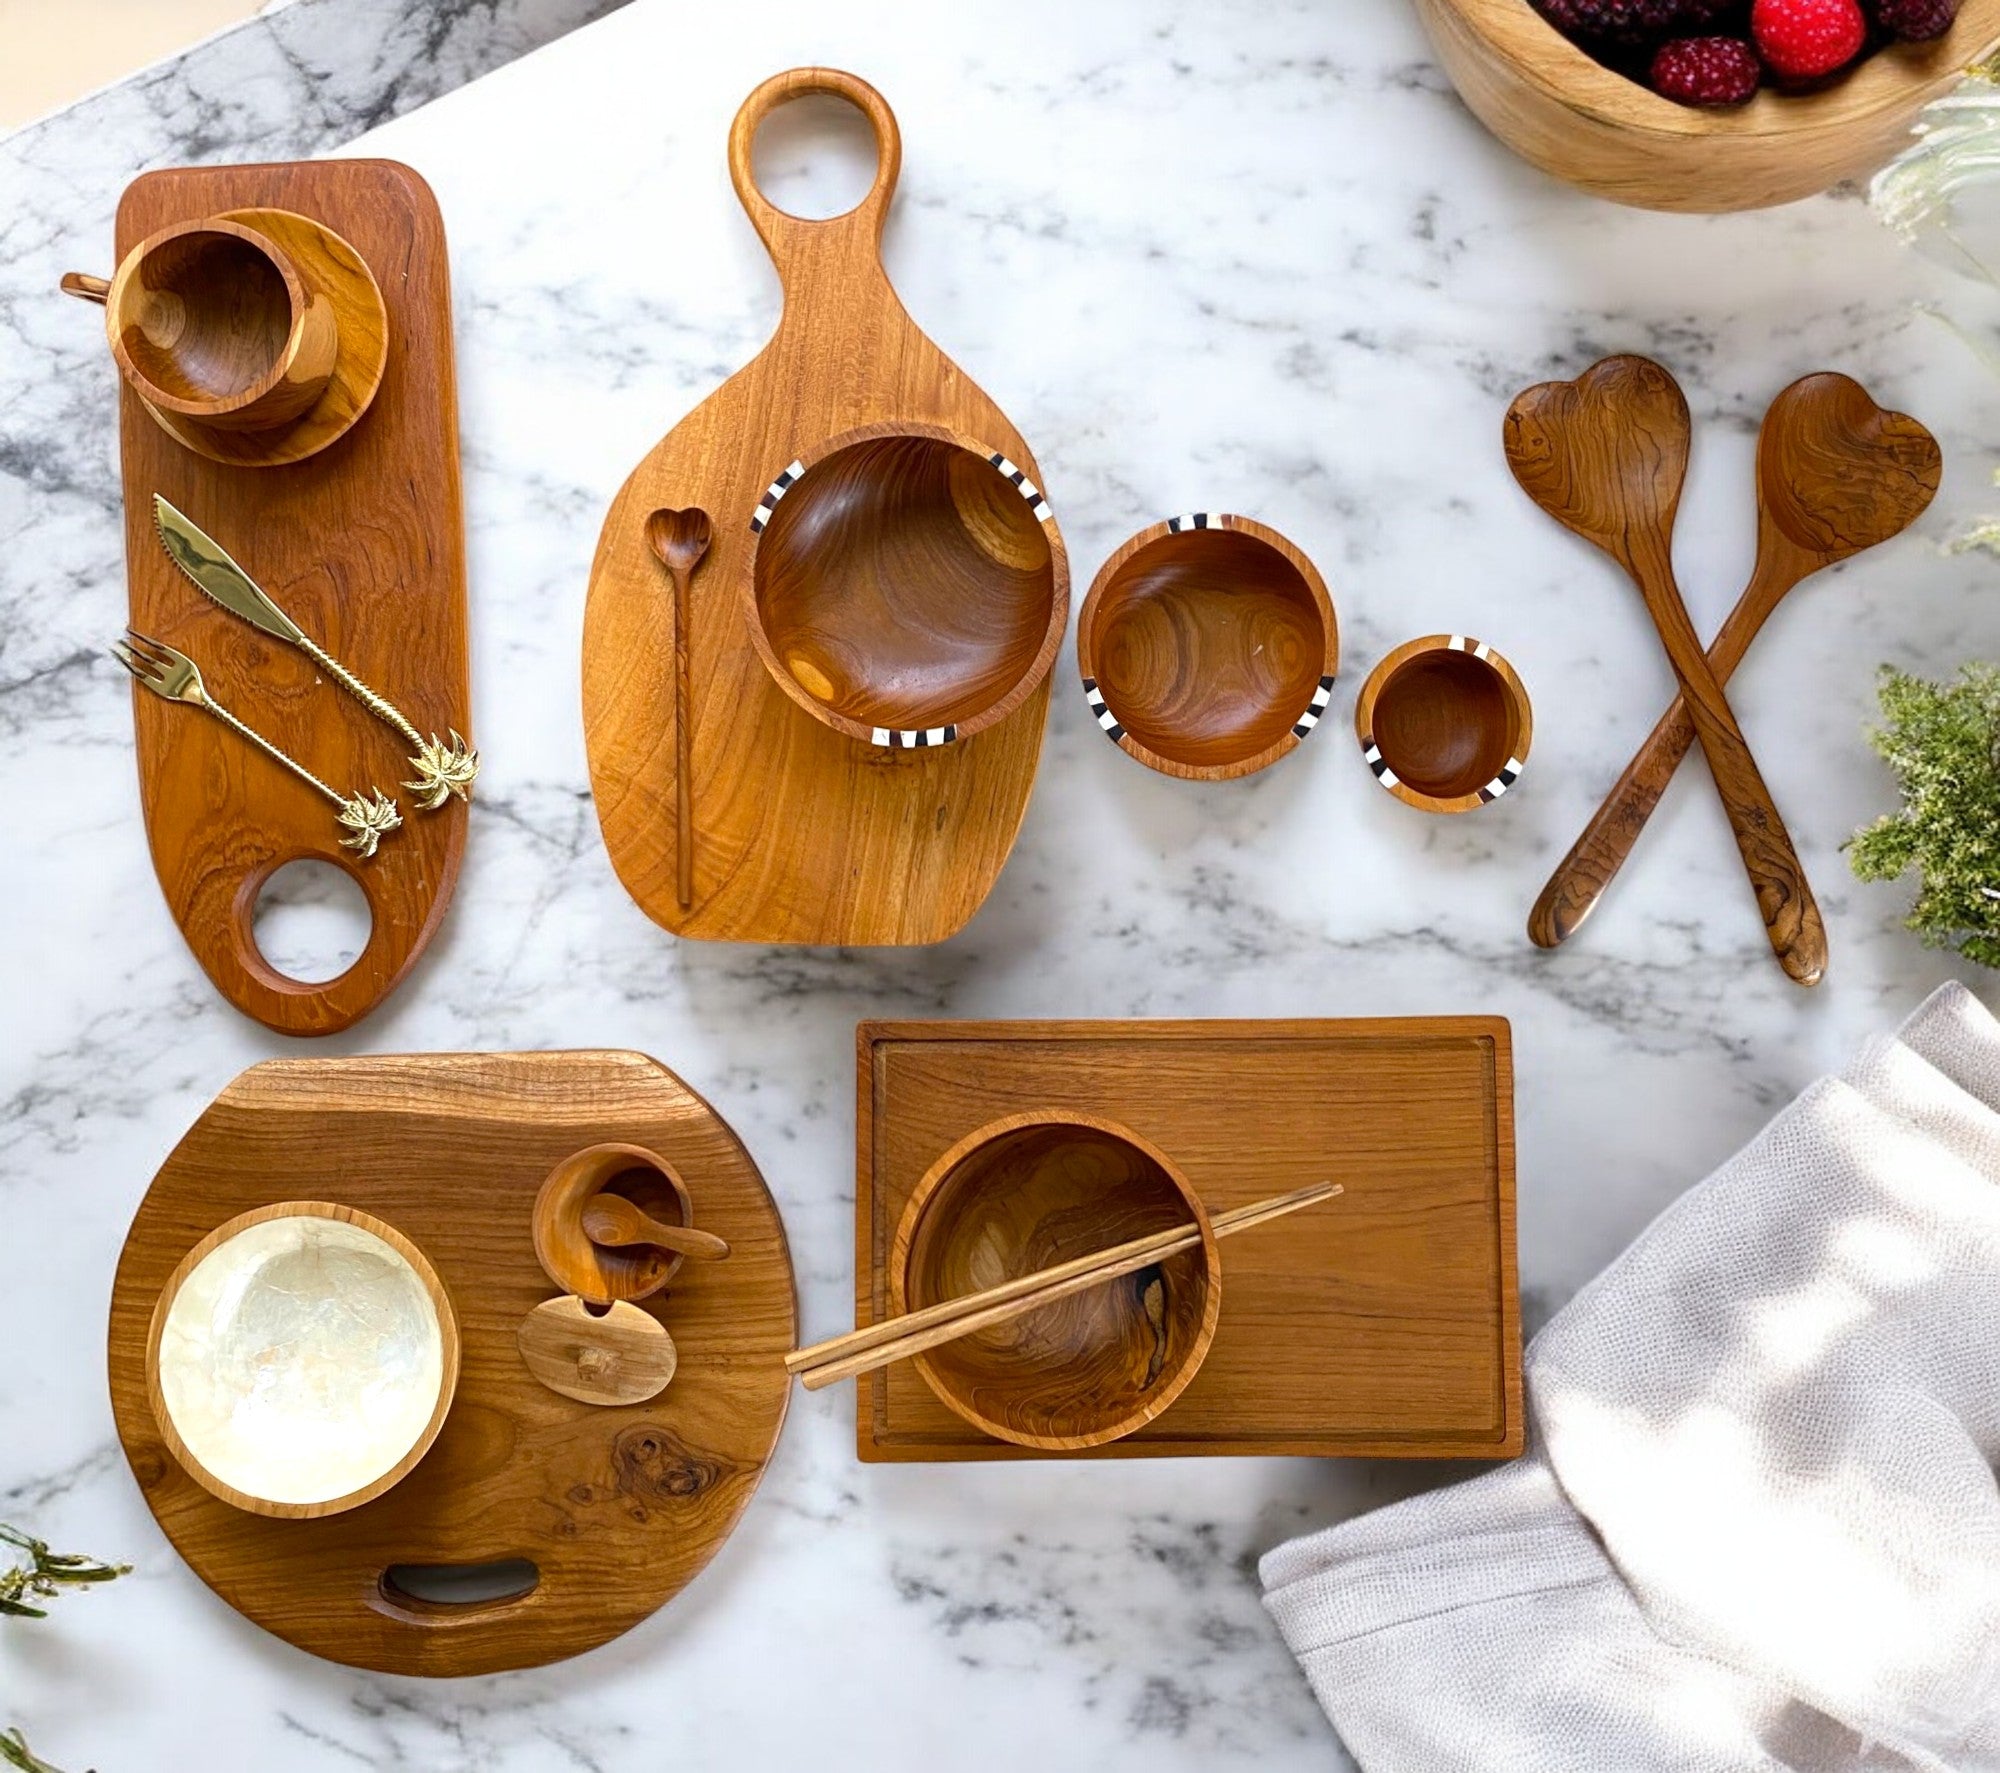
[{"left": 110, "top": 632, "right": 403, "bottom": 859}]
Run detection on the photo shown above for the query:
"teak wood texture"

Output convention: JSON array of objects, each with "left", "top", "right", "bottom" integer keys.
[
  {"left": 1355, "top": 634, "right": 1532, "bottom": 815},
  {"left": 107, "top": 1052, "right": 797, "bottom": 1676},
  {"left": 1413, "top": 0, "right": 2000, "bottom": 212},
  {"left": 111, "top": 161, "right": 467, "bottom": 1034},
  {"left": 1529, "top": 372, "right": 1939, "bottom": 948},
  {"left": 583, "top": 68, "right": 1063, "bottom": 944},
  {"left": 855, "top": 1018, "right": 1521, "bottom": 1462},
  {"left": 1076, "top": 514, "right": 1337, "bottom": 781},
  {"left": 1505, "top": 356, "right": 1827, "bottom": 987}
]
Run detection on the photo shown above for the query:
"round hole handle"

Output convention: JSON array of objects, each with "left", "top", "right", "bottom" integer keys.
[{"left": 727, "top": 67, "right": 902, "bottom": 291}]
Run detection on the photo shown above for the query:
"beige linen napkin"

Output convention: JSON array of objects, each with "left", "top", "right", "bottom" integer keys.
[{"left": 1261, "top": 982, "right": 2000, "bottom": 1773}]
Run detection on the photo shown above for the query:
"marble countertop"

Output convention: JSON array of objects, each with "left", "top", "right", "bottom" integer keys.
[{"left": 5, "top": 0, "right": 1998, "bottom": 1766}]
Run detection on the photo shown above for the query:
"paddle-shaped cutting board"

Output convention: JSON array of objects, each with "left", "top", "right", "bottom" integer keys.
[
  {"left": 114, "top": 161, "right": 468, "bottom": 1034},
  {"left": 582, "top": 68, "right": 1059, "bottom": 944}
]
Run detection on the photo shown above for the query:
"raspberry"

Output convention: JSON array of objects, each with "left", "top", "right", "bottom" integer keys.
[
  {"left": 1751, "top": 0, "right": 1868, "bottom": 78},
  {"left": 1538, "top": 0, "right": 1733, "bottom": 46},
  {"left": 1873, "top": 0, "right": 1959, "bottom": 38},
  {"left": 1651, "top": 35, "right": 1764, "bottom": 102}
]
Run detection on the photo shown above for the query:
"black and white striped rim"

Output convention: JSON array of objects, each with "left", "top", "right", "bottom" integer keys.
[
  {"left": 870, "top": 723, "right": 959, "bottom": 749},
  {"left": 748, "top": 460, "right": 805, "bottom": 533},
  {"left": 1363, "top": 635, "right": 1525, "bottom": 803},
  {"left": 986, "top": 453, "right": 1055, "bottom": 524},
  {"left": 1292, "top": 675, "right": 1335, "bottom": 739},
  {"left": 1166, "top": 512, "right": 1215, "bottom": 533},
  {"left": 1081, "top": 677, "right": 1124, "bottom": 743}
]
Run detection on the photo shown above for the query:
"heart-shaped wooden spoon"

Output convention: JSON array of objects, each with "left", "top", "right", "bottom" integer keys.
[
  {"left": 1505, "top": 355, "right": 1826, "bottom": 986},
  {"left": 1529, "top": 374, "right": 1940, "bottom": 949}
]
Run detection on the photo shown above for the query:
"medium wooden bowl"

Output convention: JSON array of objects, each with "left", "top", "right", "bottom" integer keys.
[
  {"left": 743, "top": 421, "right": 1069, "bottom": 748},
  {"left": 889, "top": 1112, "right": 1221, "bottom": 1451},
  {"left": 145, "top": 1201, "right": 458, "bottom": 1520},
  {"left": 1077, "top": 514, "right": 1338, "bottom": 781},
  {"left": 1355, "top": 634, "right": 1532, "bottom": 814},
  {"left": 531, "top": 1142, "right": 698, "bottom": 1305},
  {"left": 1413, "top": 0, "right": 2000, "bottom": 212}
]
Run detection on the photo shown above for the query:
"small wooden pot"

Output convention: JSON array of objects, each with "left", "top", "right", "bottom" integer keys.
[
  {"left": 145, "top": 1201, "right": 458, "bottom": 1520},
  {"left": 889, "top": 1111, "right": 1221, "bottom": 1451},
  {"left": 742, "top": 421, "right": 1069, "bottom": 748},
  {"left": 1413, "top": 0, "right": 2000, "bottom": 213},
  {"left": 1355, "top": 634, "right": 1532, "bottom": 814},
  {"left": 531, "top": 1142, "right": 698, "bottom": 1305},
  {"left": 1077, "top": 513, "right": 1337, "bottom": 780}
]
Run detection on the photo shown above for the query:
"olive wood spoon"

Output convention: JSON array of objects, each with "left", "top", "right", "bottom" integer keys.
[
  {"left": 1504, "top": 355, "right": 1827, "bottom": 987},
  {"left": 581, "top": 1194, "right": 731, "bottom": 1262},
  {"left": 1529, "top": 374, "right": 1940, "bottom": 949},
  {"left": 645, "top": 507, "right": 713, "bottom": 911}
]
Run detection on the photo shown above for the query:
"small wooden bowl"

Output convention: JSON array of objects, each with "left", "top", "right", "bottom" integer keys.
[
  {"left": 1077, "top": 513, "right": 1337, "bottom": 780},
  {"left": 743, "top": 421, "right": 1069, "bottom": 748},
  {"left": 889, "top": 1111, "right": 1221, "bottom": 1451},
  {"left": 1355, "top": 634, "right": 1532, "bottom": 815},
  {"left": 146, "top": 1201, "right": 458, "bottom": 1520},
  {"left": 531, "top": 1142, "right": 698, "bottom": 1305},
  {"left": 1413, "top": 0, "right": 2000, "bottom": 213}
]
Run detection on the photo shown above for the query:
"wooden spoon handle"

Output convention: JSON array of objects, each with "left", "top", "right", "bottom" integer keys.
[
  {"left": 1530, "top": 556, "right": 1800, "bottom": 948},
  {"left": 673, "top": 565, "right": 694, "bottom": 911},
  {"left": 1627, "top": 537, "right": 1826, "bottom": 986}
]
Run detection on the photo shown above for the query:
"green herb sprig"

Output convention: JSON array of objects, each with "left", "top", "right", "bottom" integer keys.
[
  {"left": 0, "top": 1525, "right": 127, "bottom": 1620},
  {"left": 1849, "top": 663, "right": 2000, "bottom": 966},
  {"left": 0, "top": 1728, "right": 69, "bottom": 1773}
]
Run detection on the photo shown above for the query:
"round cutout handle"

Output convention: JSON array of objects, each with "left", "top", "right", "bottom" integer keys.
[{"left": 727, "top": 67, "right": 902, "bottom": 284}]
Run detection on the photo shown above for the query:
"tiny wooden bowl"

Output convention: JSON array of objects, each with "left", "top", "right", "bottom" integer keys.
[
  {"left": 889, "top": 1111, "right": 1221, "bottom": 1451},
  {"left": 1077, "top": 513, "right": 1338, "bottom": 780},
  {"left": 532, "top": 1142, "right": 698, "bottom": 1305},
  {"left": 743, "top": 421, "right": 1069, "bottom": 748},
  {"left": 106, "top": 216, "right": 338, "bottom": 432},
  {"left": 145, "top": 1201, "right": 458, "bottom": 1520},
  {"left": 1354, "top": 634, "right": 1532, "bottom": 815},
  {"left": 1413, "top": 0, "right": 2000, "bottom": 213}
]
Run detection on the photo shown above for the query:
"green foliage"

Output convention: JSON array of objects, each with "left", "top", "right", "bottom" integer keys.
[
  {"left": 0, "top": 1525, "right": 126, "bottom": 1621},
  {"left": 1849, "top": 664, "right": 2000, "bottom": 966},
  {"left": 0, "top": 1728, "right": 66, "bottom": 1773}
]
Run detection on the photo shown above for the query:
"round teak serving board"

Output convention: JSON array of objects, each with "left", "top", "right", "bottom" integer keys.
[
  {"left": 106, "top": 1051, "right": 796, "bottom": 1676},
  {"left": 582, "top": 67, "right": 1065, "bottom": 945}
]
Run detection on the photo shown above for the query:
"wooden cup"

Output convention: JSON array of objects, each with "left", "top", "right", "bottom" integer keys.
[
  {"left": 889, "top": 1111, "right": 1221, "bottom": 1451},
  {"left": 531, "top": 1142, "right": 700, "bottom": 1305},
  {"left": 1355, "top": 634, "right": 1533, "bottom": 815},
  {"left": 80, "top": 216, "right": 340, "bottom": 433}
]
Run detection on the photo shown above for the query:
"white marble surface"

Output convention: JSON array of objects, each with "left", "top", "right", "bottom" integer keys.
[{"left": 5, "top": 0, "right": 2000, "bottom": 1766}]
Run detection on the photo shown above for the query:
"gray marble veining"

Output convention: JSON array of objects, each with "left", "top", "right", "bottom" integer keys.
[{"left": 3, "top": 0, "right": 1998, "bottom": 1766}]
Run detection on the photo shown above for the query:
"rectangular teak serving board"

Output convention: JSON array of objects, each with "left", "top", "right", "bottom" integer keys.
[{"left": 856, "top": 1018, "right": 1521, "bottom": 1461}]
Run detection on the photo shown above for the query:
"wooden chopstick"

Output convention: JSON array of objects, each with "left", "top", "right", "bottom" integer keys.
[{"left": 791, "top": 1181, "right": 1341, "bottom": 1392}]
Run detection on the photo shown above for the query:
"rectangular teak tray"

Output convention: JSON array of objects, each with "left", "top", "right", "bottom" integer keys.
[{"left": 856, "top": 1017, "right": 1521, "bottom": 1461}]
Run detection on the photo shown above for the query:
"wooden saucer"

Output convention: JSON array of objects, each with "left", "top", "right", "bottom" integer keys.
[{"left": 139, "top": 207, "right": 388, "bottom": 468}]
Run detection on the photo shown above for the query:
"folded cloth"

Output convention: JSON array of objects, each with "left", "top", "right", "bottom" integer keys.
[{"left": 1261, "top": 983, "right": 2000, "bottom": 1773}]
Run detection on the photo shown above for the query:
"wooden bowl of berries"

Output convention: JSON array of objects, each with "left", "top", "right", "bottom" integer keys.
[{"left": 1414, "top": 0, "right": 2000, "bottom": 210}]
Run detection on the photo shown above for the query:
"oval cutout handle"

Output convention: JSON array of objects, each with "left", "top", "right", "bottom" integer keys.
[
  {"left": 380, "top": 1559, "right": 539, "bottom": 1612},
  {"left": 727, "top": 67, "right": 902, "bottom": 291}
]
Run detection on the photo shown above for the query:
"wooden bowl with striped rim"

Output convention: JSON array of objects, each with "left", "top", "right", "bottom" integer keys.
[
  {"left": 1355, "top": 634, "right": 1532, "bottom": 815},
  {"left": 1076, "top": 513, "right": 1338, "bottom": 781},
  {"left": 741, "top": 420, "right": 1069, "bottom": 750}
]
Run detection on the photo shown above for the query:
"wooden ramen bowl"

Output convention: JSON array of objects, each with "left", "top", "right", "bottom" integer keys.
[
  {"left": 1355, "top": 635, "right": 1532, "bottom": 814},
  {"left": 1413, "top": 0, "right": 2000, "bottom": 212},
  {"left": 145, "top": 1201, "right": 458, "bottom": 1519},
  {"left": 532, "top": 1142, "right": 700, "bottom": 1305},
  {"left": 744, "top": 422, "right": 1069, "bottom": 748},
  {"left": 1077, "top": 514, "right": 1337, "bottom": 780},
  {"left": 889, "top": 1112, "right": 1221, "bottom": 1451}
]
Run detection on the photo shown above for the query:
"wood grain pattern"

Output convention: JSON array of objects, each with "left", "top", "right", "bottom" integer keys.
[
  {"left": 1530, "top": 373, "right": 1940, "bottom": 948},
  {"left": 1075, "top": 514, "right": 1337, "bottom": 780},
  {"left": 888, "top": 1112, "right": 1221, "bottom": 1451},
  {"left": 112, "top": 162, "right": 466, "bottom": 1033},
  {"left": 515, "top": 1296, "right": 678, "bottom": 1407},
  {"left": 1413, "top": 0, "right": 2000, "bottom": 212},
  {"left": 530, "top": 1141, "right": 709, "bottom": 1304},
  {"left": 855, "top": 1019, "right": 1520, "bottom": 1462},
  {"left": 107, "top": 1052, "right": 796, "bottom": 1676},
  {"left": 1505, "top": 356, "right": 1827, "bottom": 987},
  {"left": 1354, "top": 634, "right": 1532, "bottom": 815},
  {"left": 583, "top": 68, "right": 1065, "bottom": 944}
]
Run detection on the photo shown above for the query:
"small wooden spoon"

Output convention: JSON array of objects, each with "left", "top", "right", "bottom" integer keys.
[
  {"left": 1505, "top": 355, "right": 1827, "bottom": 987},
  {"left": 1530, "top": 374, "right": 1940, "bottom": 949},
  {"left": 582, "top": 1193, "right": 731, "bottom": 1262},
  {"left": 645, "top": 507, "right": 713, "bottom": 911}
]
